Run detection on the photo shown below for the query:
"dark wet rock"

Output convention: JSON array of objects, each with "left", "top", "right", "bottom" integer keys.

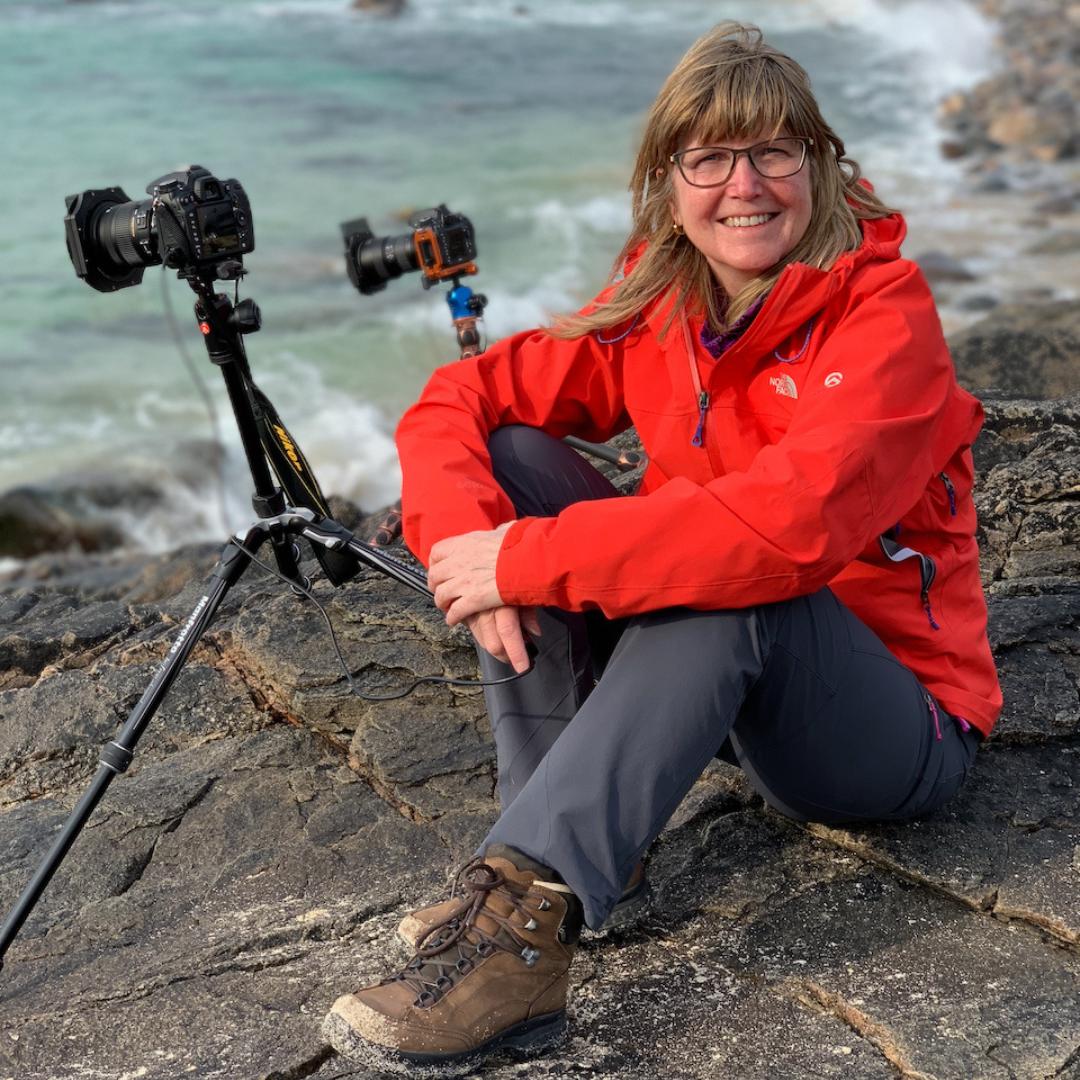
[
  {"left": 1, "top": 392, "right": 1079, "bottom": 1079},
  {"left": 1014, "top": 286, "right": 1060, "bottom": 305},
  {"left": 1034, "top": 192, "right": 1079, "bottom": 215},
  {"left": 971, "top": 169, "right": 1013, "bottom": 193},
  {"left": 0, "top": 486, "right": 124, "bottom": 558},
  {"left": 949, "top": 300, "right": 1080, "bottom": 399},
  {"left": 0, "top": 475, "right": 169, "bottom": 559},
  {"left": 1026, "top": 228, "right": 1080, "bottom": 256},
  {"left": 351, "top": 0, "right": 406, "bottom": 14},
  {"left": 915, "top": 249, "right": 978, "bottom": 284},
  {"left": 959, "top": 292, "right": 1001, "bottom": 312}
]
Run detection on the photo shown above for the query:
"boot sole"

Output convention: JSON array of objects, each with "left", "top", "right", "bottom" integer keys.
[{"left": 322, "top": 1007, "right": 567, "bottom": 1078}]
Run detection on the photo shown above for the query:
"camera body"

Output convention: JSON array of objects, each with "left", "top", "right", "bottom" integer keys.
[
  {"left": 341, "top": 204, "right": 477, "bottom": 295},
  {"left": 65, "top": 165, "right": 254, "bottom": 292}
]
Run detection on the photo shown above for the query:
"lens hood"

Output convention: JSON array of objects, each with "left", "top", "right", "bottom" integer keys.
[{"left": 64, "top": 188, "right": 148, "bottom": 293}]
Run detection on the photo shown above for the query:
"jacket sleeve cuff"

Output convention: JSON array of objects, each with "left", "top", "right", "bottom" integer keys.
[{"left": 496, "top": 517, "right": 558, "bottom": 606}]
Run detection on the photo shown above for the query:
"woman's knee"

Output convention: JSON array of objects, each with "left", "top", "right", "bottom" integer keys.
[
  {"left": 487, "top": 425, "right": 559, "bottom": 469},
  {"left": 487, "top": 425, "right": 620, "bottom": 517}
]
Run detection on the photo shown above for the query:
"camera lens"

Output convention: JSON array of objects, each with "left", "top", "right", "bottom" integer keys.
[
  {"left": 64, "top": 187, "right": 158, "bottom": 292},
  {"left": 356, "top": 232, "right": 418, "bottom": 292},
  {"left": 95, "top": 199, "right": 157, "bottom": 270}
]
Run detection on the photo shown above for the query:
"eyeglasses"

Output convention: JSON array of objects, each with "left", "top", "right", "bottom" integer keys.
[{"left": 669, "top": 137, "right": 813, "bottom": 187}]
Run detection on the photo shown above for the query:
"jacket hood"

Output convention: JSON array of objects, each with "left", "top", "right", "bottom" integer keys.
[
  {"left": 707, "top": 211, "right": 911, "bottom": 352},
  {"left": 857, "top": 211, "right": 906, "bottom": 259}
]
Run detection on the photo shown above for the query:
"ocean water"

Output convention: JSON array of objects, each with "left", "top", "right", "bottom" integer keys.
[{"left": 1, "top": 0, "right": 1000, "bottom": 553}]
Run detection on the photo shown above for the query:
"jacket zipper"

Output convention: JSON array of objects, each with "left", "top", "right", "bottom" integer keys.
[
  {"left": 920, "top": 557, "right": 940, "bottom": 631},
  {"left": 692, "top": 391, "right": 709, "bottom": 447},
  {"left": 681, "top": 312, "right": 709, "bottom": 448},
  {"left": 879, "top": 534, "right": 940, "bottom": 631}
]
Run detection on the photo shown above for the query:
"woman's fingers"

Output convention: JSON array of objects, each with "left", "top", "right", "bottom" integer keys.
[
  {"left": 464, "top": 607, "right": 534, "bottom": 673},
  {"left": 492, "top": 606, "right": 530, "bottom": 672},
  {"left": 467, "top": 612, "right": 505, "bottom": 661},
  {"left": 432, "top": 581, "right": 455, "bottom": 614},
  {"left": 445, "top": 591, "right": 495, "bottom": 627}
]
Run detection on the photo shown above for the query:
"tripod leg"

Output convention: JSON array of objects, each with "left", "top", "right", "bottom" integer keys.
[{"left": 0, "top": 535, "right": 257, "bottom": 971}]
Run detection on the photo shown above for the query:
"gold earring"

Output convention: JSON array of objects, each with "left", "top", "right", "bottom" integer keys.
[{"left": 672, "top": 221, "right": 684, "bottom": 236}]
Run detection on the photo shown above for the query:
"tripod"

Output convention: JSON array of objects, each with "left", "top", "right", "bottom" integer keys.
[{"left": 0, "top": 270, "right": 432, "bottom": 971}]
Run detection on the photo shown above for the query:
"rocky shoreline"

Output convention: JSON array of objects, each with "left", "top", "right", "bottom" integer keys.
[
  {"left": 1, "top": 387, "right": 1078, "bottom": 1079},
  {"left": 938, "top": 0, "right": 1078, "bottom": 170},
  {"left": 901, "top": 0, "right": 1080, "bottom": 341}
]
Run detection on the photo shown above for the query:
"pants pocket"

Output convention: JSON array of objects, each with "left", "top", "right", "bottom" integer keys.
[{"left": 887, "top": 701, "right": 981, "bottom": 821}]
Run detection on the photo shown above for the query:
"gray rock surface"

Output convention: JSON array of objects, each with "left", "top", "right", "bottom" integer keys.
[
  {"left": 1, "top": 391, "right": 1079, "bottom": 1079},
  {"left": 949, "top": 300, "right": 1080, "bottom": 399}
]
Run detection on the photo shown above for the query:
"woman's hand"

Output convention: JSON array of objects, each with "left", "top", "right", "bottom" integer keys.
[
  {"left": 427, "top": 522, "right": 540, "bottom": 673},
  {"left": 427, "top": 522, "right": 512, "bottom": 622}
]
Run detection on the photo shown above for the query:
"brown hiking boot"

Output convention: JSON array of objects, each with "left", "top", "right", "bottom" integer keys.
[
  {"left": 396, "top": 858, "right": 649, "bottom": 949},
  {"left": 322, "top": 850, "right": 582, "bottom": 1077}
]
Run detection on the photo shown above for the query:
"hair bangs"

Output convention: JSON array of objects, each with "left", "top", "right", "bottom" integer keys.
[
  {"left": 690, "top": 58, "right": 792, "bottom": 147},
  {"left": 550, "top": 22, "right": 897, "bottom": 342}
]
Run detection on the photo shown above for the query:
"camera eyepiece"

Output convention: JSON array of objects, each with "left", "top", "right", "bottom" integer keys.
[
  {"left": 341, "top": 204, "right": 477, "bottom": 295},
  {"left": 64, "top": 165, "right": 255, "bottom": 292}
]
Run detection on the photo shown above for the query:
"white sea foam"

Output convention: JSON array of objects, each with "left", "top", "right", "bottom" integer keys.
[
  {"left": 248, "top": 352, "right": 402, "bottom": 510},
  {"left": 397, "top": 0, "right": 886, "bottom": 32},
  {"left": 49, "top": 0, "right": 975, "bottom": 42},
  {"left": 518, "top": 194, "right": 632, "bottom": 242},
  {"left": 7, "top": 0, "right": 1003, "bottom": 68},
  {"left": 821, "top": 0, "right": 998, "bottom": 96},
  {"left": 24, "top": 394, "right": 399, "bottom": 560},
  {"left": 284, "top": 397, "right": 401, "bottom": 513},
  {"left": 1, "top": 367, "right": 400, "bottom": 563}
]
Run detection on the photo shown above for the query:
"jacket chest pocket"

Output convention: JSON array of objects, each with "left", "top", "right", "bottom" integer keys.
[{"left": 736, "top": 366, "right": 800, "bottom": 443}]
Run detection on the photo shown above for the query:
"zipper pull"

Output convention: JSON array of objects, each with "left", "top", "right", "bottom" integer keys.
[
  {"left": 921, "top": 589, "right": 941, "bottom": 631},
  {"left": 940, "top": 472, "right": 957, "bottom": 516},
  {"left": 926, "top": 692, "right": 943, "bottom": 741},
  {"left": 692, "top": 391, "right": 709, "bottom": 447}
]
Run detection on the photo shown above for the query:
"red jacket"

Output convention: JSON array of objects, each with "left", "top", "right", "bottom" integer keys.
[{"left": 396, "top": 214, "right": 1003, "bottom": 735}]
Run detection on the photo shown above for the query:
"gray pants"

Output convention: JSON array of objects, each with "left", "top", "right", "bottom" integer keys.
[{"left": 477, "top": 427, "right": 982, "bottom": 929}]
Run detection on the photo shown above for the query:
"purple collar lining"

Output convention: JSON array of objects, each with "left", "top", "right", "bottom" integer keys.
[{"left": 700, "top": 295, "right": 766, "bottom": 359}]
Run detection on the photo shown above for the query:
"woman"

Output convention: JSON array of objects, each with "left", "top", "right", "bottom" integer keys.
[{"left": 323, "top": 22, "right": 1001, "bottom": 1076}]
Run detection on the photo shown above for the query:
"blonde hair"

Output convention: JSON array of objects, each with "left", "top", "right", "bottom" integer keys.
[{"left": 553, "top": 22, "right": 895, "bottom": 339}]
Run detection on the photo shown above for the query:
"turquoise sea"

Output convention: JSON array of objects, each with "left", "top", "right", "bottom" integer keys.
[{"left": 1, "top": 0, "right": 998, "bottom": 552}]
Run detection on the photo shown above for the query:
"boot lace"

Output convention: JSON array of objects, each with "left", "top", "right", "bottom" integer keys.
[{"left": 383, "top": 858, "right": 551, "bottom": 1008}]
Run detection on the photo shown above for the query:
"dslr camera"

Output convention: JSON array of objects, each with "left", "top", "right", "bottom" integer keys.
[
  {"left": 341, "top": 204, "right": 477, "bottom": 295},
  {"left": 64, "top": 164, "right": 254, "bottom": 292}
]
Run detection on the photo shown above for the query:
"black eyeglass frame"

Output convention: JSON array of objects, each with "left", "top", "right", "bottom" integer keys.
[{"left": 669, "top": 137, "right": 815, "bottom": 188}]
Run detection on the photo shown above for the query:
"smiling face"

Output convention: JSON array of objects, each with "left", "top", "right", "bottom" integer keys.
[{"left": 671, "top": 132, "right": 813, "bottom": 298}]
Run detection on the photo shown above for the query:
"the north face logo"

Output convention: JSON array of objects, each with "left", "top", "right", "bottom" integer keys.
[{"left": 769, "top": 374, "right": 798, "bottom": 399}]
